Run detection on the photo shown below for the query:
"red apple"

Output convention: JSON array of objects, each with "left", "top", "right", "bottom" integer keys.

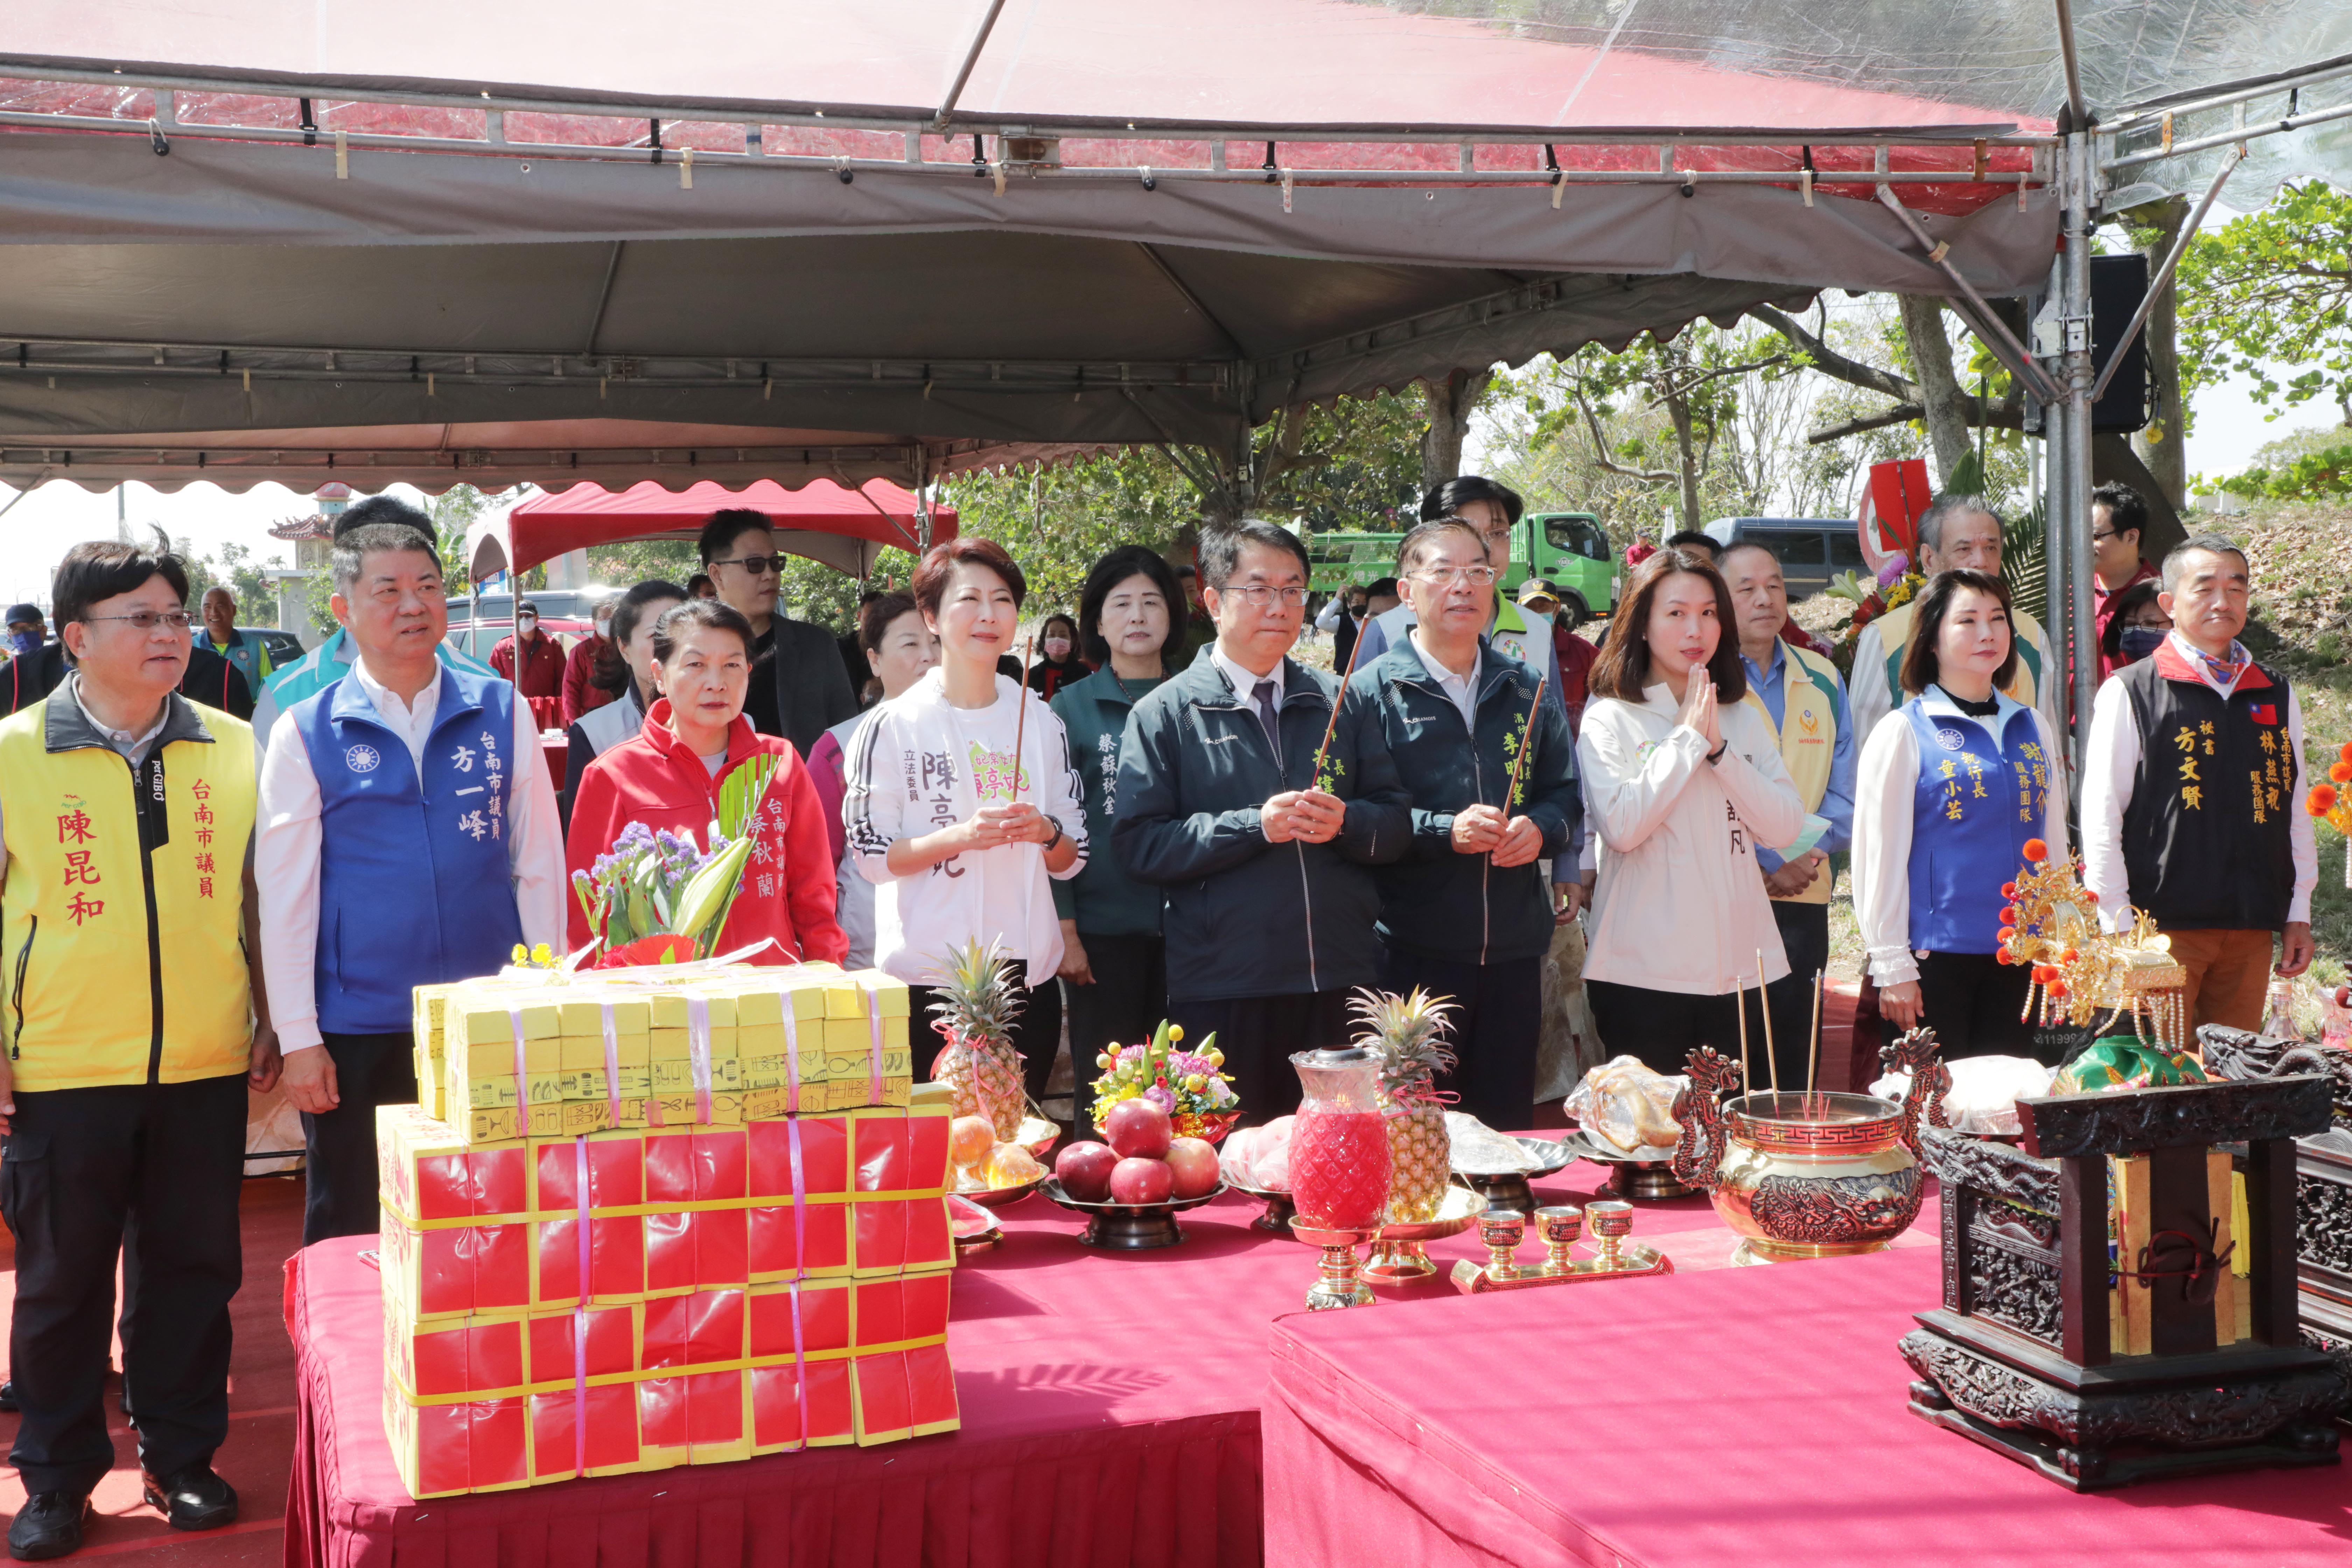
[
  {"left": 1109, "top": 1156, "right": 1174, "bottom": 1205},
  {"left": 1054, "top": 1140, "right": 1120, "bottom": 1203},
  {"left": 1163, "top": 1136, "right": 1220, "bottom": 1199},
  {"left": 1103, "top": 1098, "right": 1174, "bottom": 1160}
]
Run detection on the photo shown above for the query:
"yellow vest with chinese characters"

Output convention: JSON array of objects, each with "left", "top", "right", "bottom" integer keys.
[
  {"left": 1742, "top": 642, "right": 1842, "bottom": 906},
  {"left": 1876, "top": 598, "right": 2046, "bottom": 712},
  {"left": 0, "top": 696, "right": 255, "bottom": 1091}
]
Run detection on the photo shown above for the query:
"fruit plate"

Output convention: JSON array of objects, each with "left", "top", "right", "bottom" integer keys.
[
  {"left": 1555, "top": 1129, "right": 1695, "bottom": 1202},
  {"left": 1018, "top": 1115, "right": 1062, "bottom": 1158},
  {"left": 1224, "top": 1178, "right": 1297, "bottom": 1234},
  {"left": 948, "top": 1193, "right": 1002, "bottom": 1253},
  {"left": 1451, "top": 1136, "right": 1575, "bottom": 1217},
  {"left": 952, "top": 1170, "right": 1048, "bottom": 1209},
  {"left": 1038, "top": 1176, "right": 1227, "bottom": 1251}
]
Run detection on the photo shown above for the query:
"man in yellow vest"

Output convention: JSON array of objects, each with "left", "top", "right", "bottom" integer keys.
[
  {"left": 0, "top": 542, "right": 279, "bottom": 1560},
  {"left": 1848, "top": 494, "right": 2060, "bottom": 751},
  {"left": 1724, "top": 541, "right": 1856, "bottom": 1091}
]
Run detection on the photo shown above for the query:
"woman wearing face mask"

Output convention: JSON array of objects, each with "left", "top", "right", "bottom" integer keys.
[
  {"left": 2098, "top": 579, "right": 2173, "bottom": 674},
  {"left": 807, "top": 592, "right": 939, "bottom": 968},
  {"left": 565, "top": 598, "right": 846, "bottom": 964},
  {"left": 1854, "top": 569, "right": 2071, "bottom": 1060},
  {"left": 843, "top": 539, "right": 1087, "bottom": 1106},
  {"left": 561, "top": 596, "right": 623, "bottom": 726},
  {"left": 1050, "top": 547, "right": 1184, "bottom": 1074},
  {"left": 1578, "top": 548, "right": 1806, "bottom": 1073},
  {"left": 558, "top": 580, "right": 683, "bottom": 831},
  {"left": 1026, "top": 613, "right": 1085, "bottom": 699}
]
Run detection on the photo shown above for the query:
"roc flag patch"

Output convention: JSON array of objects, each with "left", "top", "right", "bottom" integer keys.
[{"left": 2250, "top": 704, "right": 2277, "bottom": 726}]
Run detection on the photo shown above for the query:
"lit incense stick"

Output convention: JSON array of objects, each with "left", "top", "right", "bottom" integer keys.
[
  {"left": 1757, "top": 948, "right": 1779, "bottom": 1099},
  {"left": 1734, "top": 972, "right": 1753, "bottom": 1096},
  {"left": 1807, "top": 969, "right": 1825, "bottom": 1116},
  {"left": 1309, "top": 601, "right": 1372, "bottom": 788},
  {"left": 1498, "top": 671, "right": 1548, "bottom": 823},
  {"left": 1011, "top": 634, "right": 1034, "bottom": 802}
]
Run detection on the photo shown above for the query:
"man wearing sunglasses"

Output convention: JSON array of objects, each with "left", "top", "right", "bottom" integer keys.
[{"left": 698, "top": 509, "right": 858, "bottom": 760}]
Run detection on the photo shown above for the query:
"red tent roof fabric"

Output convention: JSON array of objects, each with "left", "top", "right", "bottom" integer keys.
[{"left": 505, "top": 478, "right": 956, "bottom": 578}]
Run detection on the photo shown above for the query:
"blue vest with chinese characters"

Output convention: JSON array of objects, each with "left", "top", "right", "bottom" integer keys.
[
  {"left": 1903, "top": 695, "right": 2048, "bottom": 955},
  {"left": 290, "top": 665, "right": 525, "bottom": 1034}
]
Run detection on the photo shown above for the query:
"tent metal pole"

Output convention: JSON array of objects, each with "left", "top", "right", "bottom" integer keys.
[
  {"left": 932, "top": 0, "right": 1010, "bottom": 131},
  {"left": 2087, "top": 146, "right": 2241, "bottom": 404},
  {"left": 2053, "top": 0, "right": 2089, "bottom": 129},
  {"left": 2059, "top": 125, "right": 2099, "bottom": 773}
]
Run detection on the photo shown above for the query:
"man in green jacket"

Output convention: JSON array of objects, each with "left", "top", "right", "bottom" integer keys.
[{"left": 1353, "top": 518, "right": 1581, "bottom": 1130}]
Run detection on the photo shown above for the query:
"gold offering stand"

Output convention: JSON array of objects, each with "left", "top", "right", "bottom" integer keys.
[
  {"left": 1448, "top": 1198, "right": 1672, "bottom": 1293},
  {"left": 1361, "top": 1185, "right": 1482, "bottom": 1286},
  {"left": 2003, "top": 852, "right": 2189, "bottom": 1049}
]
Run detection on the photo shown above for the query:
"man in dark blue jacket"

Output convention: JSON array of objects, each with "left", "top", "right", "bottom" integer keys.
[
  {"left": 1113, "top": 522, "right": 1410, "bottom": 1120},
  {"left": 1354, "top": 517, "right": 1581, "bottom": 1130}
]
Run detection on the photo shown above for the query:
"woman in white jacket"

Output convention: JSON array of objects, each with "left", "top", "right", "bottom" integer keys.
[
  {"left": 1578, "top": 549, "right": 1807, "bottom": 1074},
  {"left": 1852, "top": 568, "right": 2070, "bottom": 1061},
  {"left": 843, "top": 537, "right": 1087, "bottom": 1104}
]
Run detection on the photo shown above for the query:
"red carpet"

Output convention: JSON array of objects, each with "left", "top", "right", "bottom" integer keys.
[{"left": 0, "top": 1175, "right": 307, "bottom": 1564}]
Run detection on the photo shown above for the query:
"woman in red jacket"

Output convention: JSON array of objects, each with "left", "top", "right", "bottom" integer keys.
[{"left": 564, "top": 598, "right": 847, "bottom": 965}]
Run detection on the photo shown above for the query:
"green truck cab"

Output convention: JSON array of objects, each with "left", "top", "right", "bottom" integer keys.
[{"left": 1307, "top": 510, "right": 1616, "bottom": 627}]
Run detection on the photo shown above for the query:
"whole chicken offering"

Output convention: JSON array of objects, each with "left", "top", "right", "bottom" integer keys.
[{"left": 1567, "top": 1056, "right": 1684, "bottom": 1155}]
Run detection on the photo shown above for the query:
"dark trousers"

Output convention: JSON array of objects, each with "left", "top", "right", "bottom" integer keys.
[
  {"left": 3, "top": 1073, "right": 246, "bottom": 1496},
  {"left": 1915, "top": 951, "right": 2078, "bottom": 1064},
  {"left": 1379, "top": 950, "right": 1544, "bottom": 1132},
  {"left": 1585, "top": 979, "right": 1750, "bottom": 1080},
  {"left": 1062, "top": 933, "right": 1168, "bottom": 1071},
  {"left": 302, "top": 1031, "right": 419, "bottom": 1247},
  {"left": 908, "top": 962, "right": 1062, "bottom": 1111},
  {"left": 1762, "top": 901, "right": 1830, "bottom": 1094},
  {"left": 1166, "top": 989, "right": 1353, "bottom": 1124}
]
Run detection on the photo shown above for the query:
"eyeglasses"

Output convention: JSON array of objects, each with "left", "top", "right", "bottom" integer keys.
[
  {"left": 1219, "top": 584, "right": 1309, "bottom": 608},
  {"left": 2090, "top": 531, "right": 2118, "bottom": 544},
  {"left": 1413, "top": 565, "right": 1501, "bottom": 588},
  {"left": 712, "top": 555, "right": 781, "bottom": 576},
  {"left": 83, "top": 610, "right": 192, "bottom": 632}
]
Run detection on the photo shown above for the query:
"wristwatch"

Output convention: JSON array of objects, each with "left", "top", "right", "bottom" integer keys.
[{"left": 1042, "top": 818, "right": 1065, "bottom": 852}]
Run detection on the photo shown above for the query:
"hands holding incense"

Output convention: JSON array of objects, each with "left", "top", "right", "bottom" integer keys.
[
  {"left": 1450, "top": 804, "right": 1544, "bottom": 867},
  {"left": 1263, "top": 787, "right": 1346, "bottom": 844}
]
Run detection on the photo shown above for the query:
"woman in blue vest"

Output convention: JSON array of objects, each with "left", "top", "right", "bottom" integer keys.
[{"left": 1853, "top": 569, "right": 2071, "bottom": 1060}]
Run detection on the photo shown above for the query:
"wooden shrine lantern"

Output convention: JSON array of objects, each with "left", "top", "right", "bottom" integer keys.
[{"left": 1902, "top": 1075, "right": 2346, "bottom": 1489}]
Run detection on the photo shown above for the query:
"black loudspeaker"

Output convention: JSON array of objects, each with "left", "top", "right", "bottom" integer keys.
[{"left": 2089, "top": 253, "right": 2150, "bottom": 434}]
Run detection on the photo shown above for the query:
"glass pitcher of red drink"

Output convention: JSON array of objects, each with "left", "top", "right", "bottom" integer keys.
[{"left": 1288, "top": 1046, "right": 1392, "bottom": 1230}]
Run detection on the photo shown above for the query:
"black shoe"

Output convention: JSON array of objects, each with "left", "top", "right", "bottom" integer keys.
[
  {"left": 0, "top": 1381, "right": 16, "bottom": 1414},
  {"left": 139, "top": 1466, "right": 237, "bottom": 1532},
  {"left": 8, "top": 1492, "right": 90, "bottom": 1561}
]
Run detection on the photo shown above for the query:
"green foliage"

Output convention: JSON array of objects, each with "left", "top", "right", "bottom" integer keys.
[
  {"left": 177, "top": 539, "right": 287, "bottom": 619},
  {"left": 2177, "top": 180, "right": 2352, "bottom": 419},
  {"left": 2204, "top": 442, "right": 2352, "bottom": 503}
]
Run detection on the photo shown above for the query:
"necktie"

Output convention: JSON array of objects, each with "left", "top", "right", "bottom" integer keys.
[{"left": 1252, "top": 678, "right": 1281, "bottom": 752}]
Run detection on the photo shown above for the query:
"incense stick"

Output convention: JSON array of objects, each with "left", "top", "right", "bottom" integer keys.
[
  {"left": 1734, "top": 972, "right": 1753, "bottom": 1096},
  {"left": 1309, "top": 602, "right": 1372, "bottom": 787},
  {"left": 1757, "top": 948, "right": 1779, "bottom": 1098},
  {"left": 1498, "top": 671, "right": 1548, "bottom": 824},
  {"left": 1011, "top": 633, "right": 1034, "bottom": 802},
  {"left": 1807, "top": 969, "right": 1825, "bottom": 1118}
]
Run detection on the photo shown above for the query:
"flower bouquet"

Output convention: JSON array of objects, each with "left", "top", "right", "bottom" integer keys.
[
  {"left": 2304, "top": 741, "right": 2352, "bottom": 887},
  {"left": 569, "top": 755, "right": 779, "bottom": 966},
  {"left": 1090, "top": 1020, "right": 1241, "bottom": 1143}
]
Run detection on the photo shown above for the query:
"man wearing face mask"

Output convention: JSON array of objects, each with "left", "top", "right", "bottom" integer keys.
[
  {"left": 7, "top": 603, "right": 49, "bottom": 659},
  {"left": 0, "top": 604, "right": 66, "bottom": 714},
  {"left": 560, "top": 597, "right": 621, "bottom": 726},
  {"left": 490, "top": 599, "right": 565, "bottom": 702}
]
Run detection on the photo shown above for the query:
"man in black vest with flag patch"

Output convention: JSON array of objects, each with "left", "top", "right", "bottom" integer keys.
[{"left": 2082, "top": 534, "right": 2315, "bottom": 1030}]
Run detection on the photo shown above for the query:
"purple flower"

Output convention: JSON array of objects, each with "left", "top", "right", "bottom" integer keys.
[
  {"left": 1143, "top": 1084, "right": 1176, "bottom": 1112},
  {"left": 1876, "top": 553, "right": 1910, "bottom": 587}
]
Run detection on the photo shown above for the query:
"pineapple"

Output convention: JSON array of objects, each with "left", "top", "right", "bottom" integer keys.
[
  {"left": 926, "top": 939, "right": 1028, "bottom": 1139},
  {"left": 1353, "top": 987, "right": 1459, "bottom": 1223}
]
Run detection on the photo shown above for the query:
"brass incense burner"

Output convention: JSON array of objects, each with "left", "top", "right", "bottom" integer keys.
[
  {"left": 1448, "top": 1199, "right": 1671, "bottom": 1293},
  {"left": 1673, "top": 1030, "right": 1948, "bottom": 1265}
]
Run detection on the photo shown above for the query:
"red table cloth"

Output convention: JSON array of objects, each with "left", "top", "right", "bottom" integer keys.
[
  {"left": 1264, "top": 1245, "right": 2351, "bottom": 1568},
  {"left": 285, "top": 1157, "right": 1787, "bottom": 1568}
]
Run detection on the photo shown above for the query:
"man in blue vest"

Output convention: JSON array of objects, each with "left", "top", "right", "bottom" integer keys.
[
  {"left": 257, "top": 523, "right": 566, "bottom": 1245},
  {"left": 250, "top": 496, "right": 498, "bottom": 741}
]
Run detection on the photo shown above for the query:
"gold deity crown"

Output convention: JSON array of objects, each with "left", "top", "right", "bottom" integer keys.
[{"left": 1996, "top": 840, "right": 2189, "bottom": 1049}]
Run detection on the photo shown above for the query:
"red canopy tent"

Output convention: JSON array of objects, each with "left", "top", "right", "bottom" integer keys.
[{"left": 468, "top": 477, "right": 958, "bottom": 583}]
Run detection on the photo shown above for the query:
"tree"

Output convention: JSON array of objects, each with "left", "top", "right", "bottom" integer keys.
[
  {"left": 179, "top": 540, "right": 286, "bottom": 619},
  {"left": 2177, "top": 179, "right": 2352, "bottom": 428},
  {"left": 1893, "top": 295, "right": 1975, "bottom": 487},
  {"left": 1553, "top": 327, "right": 1786, "bottom": 532},
  {"left": 1420, "top": 370, "right": 1490, "bottom": 492}
]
